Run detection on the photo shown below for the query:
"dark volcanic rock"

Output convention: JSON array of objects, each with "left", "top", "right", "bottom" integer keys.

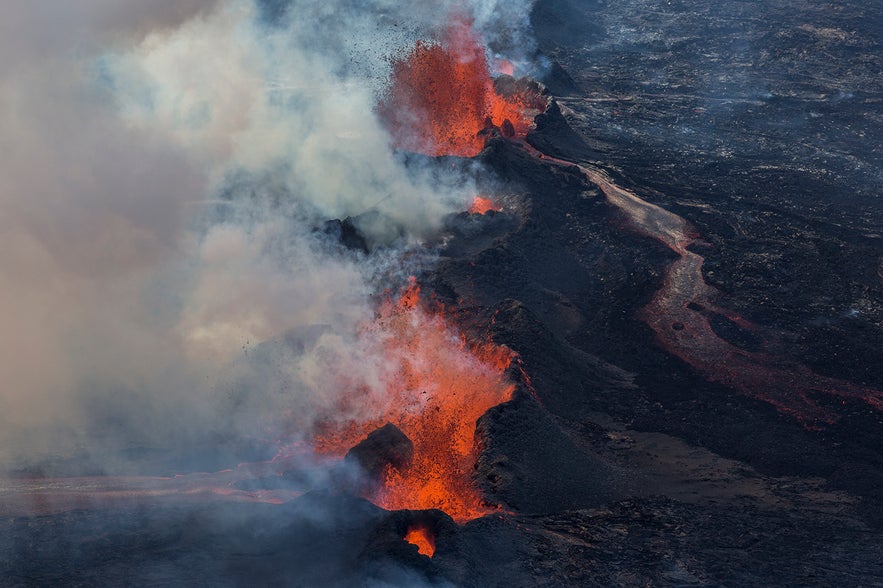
[
  {"left": 475, "top": 389, "right": 635, "bottom": 514},
  {"left": 527, "top": 100, "right": 613, "bottom": 161},
  {"left": 0, "top": 492, "right": 390, "bottom": 587},
  {"left": 345, "top": 423, "right": 414, "bottom": 485},
  {"left": 530, "top": 0, "right": 604, "bottom": 51},
  {"left": 9, "top": 493, "right": 880, "bottom": 587},
  {"left": 521, "top": 0, "right": 883, "bottom": 531},
  {"left": 360, "top": 509, "right": 458, "bottom": 584},
  {"left": 492, "top": 75, "right": 547, "bottom": 111},
  {"left": 487, "top": 299, "right": 637, "bottom": 418},
  {"left": 323, "top": 217, "right": 369, "bottom": 254},
  {"left": 4, "top": 1, "right": 883, "bottom": 586},
  {"left": 500, "top": 118, "right": 515, "bottom": 137},
  {"left": 531, "top": 0, "right": 883, "bottom": 391},
  {"left": 539, "top": 60, "right": 583, "bottom": 97}
]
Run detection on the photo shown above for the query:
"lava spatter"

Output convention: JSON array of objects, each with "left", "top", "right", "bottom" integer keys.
[
  {"left": 377, "top": 16, "right": 534, "bottom": 157},
  {"left": 312, "top": 278, "right": 515, "bottom": 522}
]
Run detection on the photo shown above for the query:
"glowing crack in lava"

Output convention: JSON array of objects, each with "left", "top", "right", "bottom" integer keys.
[
  {"left": 469, "top": 195, "right": 502, "bottom": 215},
  {"left": 312, "top": 279, "right": 515, "bottom": 522},
  {"left": 404, "top": 524, "right": 436, "bottom": 557},
  {"left": 378, "top": 17, "right": 533, "bottom": 157}
]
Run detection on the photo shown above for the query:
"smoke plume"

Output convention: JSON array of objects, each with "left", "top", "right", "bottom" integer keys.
[{"left": 0, "top": 0, "right": 536, "bottom": 473}]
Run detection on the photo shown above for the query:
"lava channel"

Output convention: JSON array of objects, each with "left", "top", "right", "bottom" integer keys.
[{"left": 525, "top": 143, "right": 883, "bottom": 428}]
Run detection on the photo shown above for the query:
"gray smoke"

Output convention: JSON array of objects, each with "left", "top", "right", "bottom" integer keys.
[{"left": 0, "top": 0, "right": 535, "bottom": 472}]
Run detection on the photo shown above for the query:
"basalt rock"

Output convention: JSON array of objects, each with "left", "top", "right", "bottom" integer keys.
[
  {"left": 344, "top": 423, "right": 414, "bottom": 486},
  {"left": 323, "top": 217, "right": 369, "bottom": 254}
]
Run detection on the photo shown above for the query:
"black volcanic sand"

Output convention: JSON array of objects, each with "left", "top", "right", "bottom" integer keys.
[{"left": 4, "top": 1, "right": 883, "bottom": 586}]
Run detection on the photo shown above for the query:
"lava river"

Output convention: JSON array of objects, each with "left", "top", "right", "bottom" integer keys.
[{"left": 528, "top": 144, "right": 883, "bottom": 427}]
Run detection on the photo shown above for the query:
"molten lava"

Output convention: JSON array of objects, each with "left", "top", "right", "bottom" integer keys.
[
  {"left": 378, "top": 17, "right": 533, "bottom": 157},
  {"left": 469, "top": 196, "right": 502, "bottom": 215},
  {"left": 404, "top": 524, "right": 436, "bottom": 557},
  {"left": 492, "top": 59, "right": 515, "bottom": 77},
  {"left": 312, "top": 278, "right": 515, "bottom": 522}
]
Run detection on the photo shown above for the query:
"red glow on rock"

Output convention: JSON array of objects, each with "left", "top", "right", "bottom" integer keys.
[
  {"left": 378, "top": 16, "right": 532, "bottom": 157},
  {"left": 312, "top": 279, "right": 515, "bottom": 522},
  {"left": 469, "top": 196, "right": 502, "bottom": 214},
  {"left": 404, "top": 524, "right": 436, "bottom": 557}
]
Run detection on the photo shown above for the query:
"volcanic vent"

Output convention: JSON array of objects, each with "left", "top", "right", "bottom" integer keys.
[
  {"left": 377, "top": 16, "right": 545, "bottom": 157},
  {"left": 311, "top": 279, "right": 516, "bottom": 522},
  {"left": 301, "top": 17, "right": 547, "bottom": 523}
]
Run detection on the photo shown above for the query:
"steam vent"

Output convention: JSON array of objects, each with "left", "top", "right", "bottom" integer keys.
[{"left": 2, "top": 1, "right": 882, "bottom": 586}]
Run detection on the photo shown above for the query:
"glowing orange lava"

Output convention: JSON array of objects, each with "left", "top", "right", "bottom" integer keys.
[
  {"left": 492, "top": 59, "right": 515, "bottom": 76},
  {"left": 378, "top": 16, "right": 533, "bottom": 157},
  {"left": 404, "top": 525, "right": 436, "bottom": 557},
  {"left": 312, "top": 278, "right": 515, "bottom": 522},
  {"left": 469, "top": 196, "right": 502, "bottom": 214}
]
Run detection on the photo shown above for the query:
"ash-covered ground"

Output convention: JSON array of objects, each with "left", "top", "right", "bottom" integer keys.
[{"left": 3, "top": 1, "right": 883, "bottom": 586}]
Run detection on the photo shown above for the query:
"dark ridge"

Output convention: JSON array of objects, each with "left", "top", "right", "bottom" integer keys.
[
  {"left": 539, "top": 59, "right": 583, "bottom": 96},
  {"left": 527, "top": 100, "right": 613, "bottom": 161}
]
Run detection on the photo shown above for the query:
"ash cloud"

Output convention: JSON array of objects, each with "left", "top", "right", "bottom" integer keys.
[{"left": 0, "top": 0, "right": 535, "bottom": 472}]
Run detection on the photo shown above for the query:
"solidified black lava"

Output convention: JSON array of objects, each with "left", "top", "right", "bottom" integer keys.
[
  {"left": 520, "top": 0, "right": 883, "bottom": 533},
  {"left": 323, "top": 217, "right": 370, "bottom": 254},
  {"left": 345, "top": 423, "right": 414, "bottom": 484}
]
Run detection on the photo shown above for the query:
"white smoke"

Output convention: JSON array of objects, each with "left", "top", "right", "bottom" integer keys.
[{"left": 0, "top": 0, "right": 535, "bottom": 471}]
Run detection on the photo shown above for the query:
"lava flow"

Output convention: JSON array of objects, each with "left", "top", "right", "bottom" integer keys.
[
  {"left": 524, "top": 143, "right": 883, "bottom": 427},
  {"left": 377, "top": 16, "right": 535, "bottom": 157},
  {"left": 312, "top": 279, "right": 515, "bottom": 522}
]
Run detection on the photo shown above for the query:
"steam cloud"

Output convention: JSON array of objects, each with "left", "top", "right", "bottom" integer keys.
[{"left": 0, "top": 0, "right": 536, "bottom": 472}]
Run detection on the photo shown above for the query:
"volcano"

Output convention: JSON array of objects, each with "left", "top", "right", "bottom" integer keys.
[{"left": 3, "top": 1, "right": 883, "bottom": 586}]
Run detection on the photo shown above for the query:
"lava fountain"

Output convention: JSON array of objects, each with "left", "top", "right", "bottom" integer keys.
[
  {"left": 307, "top": 17, "right": 531, "bottom": 522},
  {"left": 377, "top": 16, "right": 536, "bottom": 157},
  {"left": 312, "top": 279, "right": 515, "bottom": 522}
]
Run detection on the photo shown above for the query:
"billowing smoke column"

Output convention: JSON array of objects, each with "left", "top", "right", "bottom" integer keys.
[{"left": 0, "top": 0, "right": 535, "bottom": 519}]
